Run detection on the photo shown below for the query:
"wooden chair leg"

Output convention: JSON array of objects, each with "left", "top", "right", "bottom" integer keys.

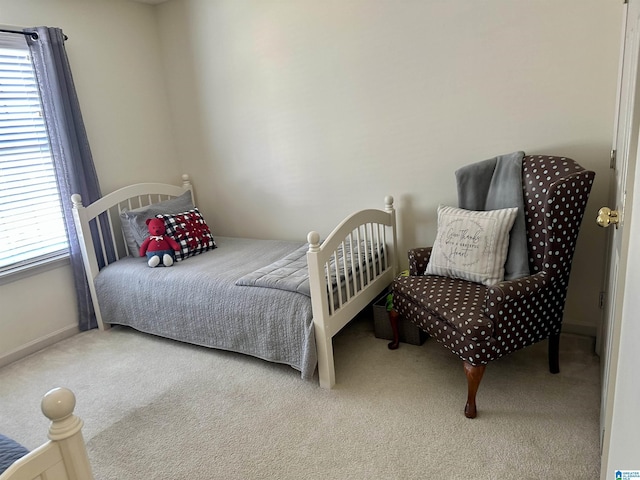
[
  {"left": 463, "top": 362, "right": 486, "bottom": 419},
  {"left": 388, "top": 309, "right": 400, "bottom": 350},
  {"left": 549, "top": 332, "right": 560, "bottom": 374}
]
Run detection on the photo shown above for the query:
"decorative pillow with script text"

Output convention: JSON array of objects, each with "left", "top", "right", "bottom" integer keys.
[{"left": 425, "top": 205, "right": 517, "bottom": 285}]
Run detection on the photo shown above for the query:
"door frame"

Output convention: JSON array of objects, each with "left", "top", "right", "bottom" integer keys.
[{"left": 600, "top": 1, "right": 640, "bottom": 476}]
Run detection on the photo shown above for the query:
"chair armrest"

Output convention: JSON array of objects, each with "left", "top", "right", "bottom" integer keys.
[
  {"left": 484, "top": 271, "right": 549, "bottom": 311},
  {"left": 408, "top": 247, "right": 433, "bottom": 276}
]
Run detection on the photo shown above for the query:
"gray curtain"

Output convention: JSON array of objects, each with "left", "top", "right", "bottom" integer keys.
[{"left": 25, "top": 26, "right": 113, "bottom": 331}]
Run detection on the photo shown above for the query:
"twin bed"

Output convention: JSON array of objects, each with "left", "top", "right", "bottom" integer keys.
[{"left": 71, "top": 175, "right": 397, "bottom": 388}]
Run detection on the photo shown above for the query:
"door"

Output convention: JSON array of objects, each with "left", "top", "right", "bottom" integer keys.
[{"left": 598, "top": 0, "right": 640, "bottom": 476}]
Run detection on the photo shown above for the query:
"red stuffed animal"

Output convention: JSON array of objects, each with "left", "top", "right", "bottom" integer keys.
[{"left": 139, "top": 217, "right": 181, "bottom": 267}]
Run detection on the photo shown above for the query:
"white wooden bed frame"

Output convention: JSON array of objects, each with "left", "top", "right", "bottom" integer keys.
[
  {"left": 71, "top": 174, "right": 397, "bottom": 388},
  {"left": 0, "top": 388, "right": 94, "bottom": 480}
]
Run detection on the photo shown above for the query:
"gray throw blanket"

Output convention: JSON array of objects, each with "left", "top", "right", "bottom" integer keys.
[
  {"left": 236, "top": 244, "right": 312, "bottom": 295},
  {"left": 455, "top": 151, "right": 530, "bottom": 280},
  {"left": 236, "top": 241, "right": 378, "bottom": 296}
]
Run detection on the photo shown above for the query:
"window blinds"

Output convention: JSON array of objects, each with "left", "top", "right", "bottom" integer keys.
[{"left": 0, "top": 33, "right": 68, "bottom": 272}]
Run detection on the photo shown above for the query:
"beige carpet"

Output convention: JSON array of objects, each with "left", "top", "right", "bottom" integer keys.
[{"left": 0, "top": 314, "right": 601, "bottom": 479}]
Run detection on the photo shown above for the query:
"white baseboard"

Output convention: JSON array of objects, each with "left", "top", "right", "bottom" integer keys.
[
  {"left": 0, "top": 324, "right": 79, "bottom": 369},
  {"left": 562, "top": 322, "right": 597, "bottom": 338}
]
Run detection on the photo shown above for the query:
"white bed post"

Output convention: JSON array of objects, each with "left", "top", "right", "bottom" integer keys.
[
  {"left": 307, "top": 231, "right": 335, "bottom": 389},
  {"left": 384, "top": 195, "right": 398, "bottom": 277},
  {"left": 41, "top": 387, "right": 94, "bottom": 480},
  {"left": 181, "top": 174, "right": 194, "bottom": 203},
  {"left": 71, "top": 194, "right": 107, "bottom": 331}
]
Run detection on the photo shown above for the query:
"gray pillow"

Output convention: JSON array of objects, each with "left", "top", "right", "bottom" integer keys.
[{"left": 120, "top": 190, "right": 194, "bottom": 256}]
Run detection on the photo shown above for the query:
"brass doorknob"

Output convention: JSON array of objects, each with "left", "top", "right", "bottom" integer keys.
[{"left": 597, "top": 207, "right": 620, "bottom": 228}]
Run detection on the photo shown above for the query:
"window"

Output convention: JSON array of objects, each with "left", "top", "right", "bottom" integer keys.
[{"left": 0, "top": 32, "right": 68, "bottom": 275}]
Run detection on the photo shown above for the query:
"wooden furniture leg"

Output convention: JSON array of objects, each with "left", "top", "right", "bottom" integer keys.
[
  {"left": 463, "top": 362, "right": 486, "bottom": 419},
  {"left": 388, "top": 309, "right": 400, "bottom": 350},
  {"left": 548, "top": 332, "right": 560, "bottom": 374}
]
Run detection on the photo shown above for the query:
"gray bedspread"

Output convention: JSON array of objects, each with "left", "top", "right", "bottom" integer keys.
[{"left": 95, "top": 236, "right": 317, "bottom": 379}]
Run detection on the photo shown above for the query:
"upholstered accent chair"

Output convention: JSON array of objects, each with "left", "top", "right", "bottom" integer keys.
[{"left": 390, "top": 155, "right": 595, "bottom": 418}]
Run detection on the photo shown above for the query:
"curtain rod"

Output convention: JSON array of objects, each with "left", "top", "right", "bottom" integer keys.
[
  {"left": 0, "top": 28, "right": 69, "bottom": 41},
  {"left": 0, "top": 28, "right": 39, "bottom": 40}
]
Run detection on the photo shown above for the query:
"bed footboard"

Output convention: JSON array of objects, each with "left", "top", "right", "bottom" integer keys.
[
  {"left": 307, "top": 196, "right": 397, "bottom": 389},
  {"left": 0, "top": 388, "right": 93, "bottom": 480}
]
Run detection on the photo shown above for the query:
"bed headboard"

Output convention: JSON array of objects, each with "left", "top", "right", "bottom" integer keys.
[
  {"left": 72, "top": 175, "right": 192, "bottom": 267},
  {"left": 71, "top": 175, "right": 193, "bottom": 329}
]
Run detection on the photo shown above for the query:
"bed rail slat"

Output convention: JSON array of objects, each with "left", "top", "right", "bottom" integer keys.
[
  {"left": 104, "top": 210, "right": 120, "bottom": 262},
  {"left": 324, "top": 262, "right": 334, "bottom": 315},
  {"left": 335, "top": 244, "right": 344, "bottom": 308},
  {"left": 94, "top": 216, "right": 108, "bottom": 266},
  {"left": 374, "top": 223, "right": 382, "bottom": 276},
  {"left": 346, "top": 234, "right": 356, "bottom": 301},
  {"left": 117, "top": 203, "right": 131, "bottom": 257},
  {"left": 363, "top": 223, "right": 373, "bottom": 283},
  {"left": 380, "top": 224, "right": 387, "bottom": 270},
  {"left": 355, "top": 227, "right": 365, "bottom": 292}
]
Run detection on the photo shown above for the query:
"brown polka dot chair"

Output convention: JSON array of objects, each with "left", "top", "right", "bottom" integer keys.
[{"left": 390, "top": 155, "right": 595, "bottom": 418}]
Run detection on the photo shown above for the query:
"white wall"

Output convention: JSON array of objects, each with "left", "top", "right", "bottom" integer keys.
[
  {"left": 0, "top": 0, "right": 180, "bottom": 364},
  {"left": 0, "top": 0, "right": 624, "bottom": 364},
  {"left": 158, "top": 0, "right": 622, "bottom": 333},
  {"left": 0, "top": 264, "right": 78, "bottom": 365}
]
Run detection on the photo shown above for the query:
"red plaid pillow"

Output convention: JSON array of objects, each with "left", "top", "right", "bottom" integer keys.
[{"left": 157, "top": 208, "right": 216, "bottom": 261}]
